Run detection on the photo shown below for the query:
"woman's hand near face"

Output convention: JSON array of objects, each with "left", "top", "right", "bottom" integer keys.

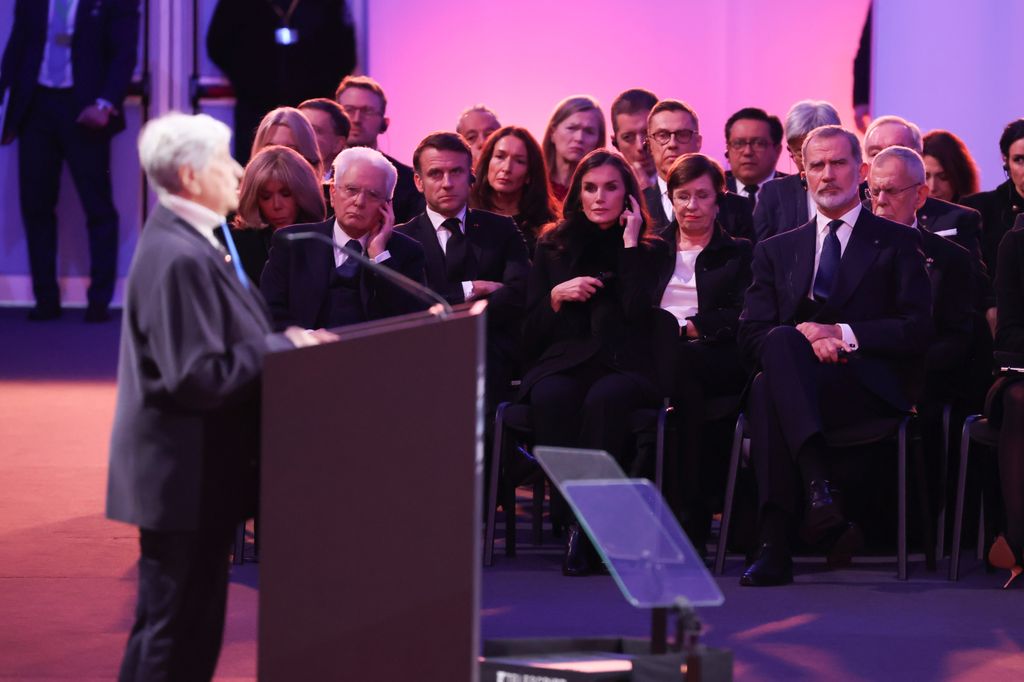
[
  {"left": 621, "top": 195, "right": 643, "bottom": 248},
  {"left": 550, "top": 276, "right": 604, "bottom": 312}
]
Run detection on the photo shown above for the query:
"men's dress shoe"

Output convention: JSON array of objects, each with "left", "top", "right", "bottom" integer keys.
[
  {"left": 562, "top": 523, "right": 593, "bottom": 577},
  {"left": 740, "top": 543, "right": 793, "bottom": 586},
  {"left": 802, "top": 479, "right": 844, "bottom": 544},
  {"left": 84, "top": 305, "right": 111, "bottom": 323},
  {"left": 824, "top": 522, "right": 865, "bottom": 568},
  {"left": 27, "top": 304, "right": 62, "bottom": 321}
]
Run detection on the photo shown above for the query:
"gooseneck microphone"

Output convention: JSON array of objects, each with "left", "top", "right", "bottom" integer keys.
[{"left": 282, "top": 231, "right": 454, "bottom": 317}]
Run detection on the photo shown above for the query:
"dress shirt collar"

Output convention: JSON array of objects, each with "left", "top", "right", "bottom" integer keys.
[
  {"left": 735, "top": 171, "right": 777, "bottom": 198},
  {"left": 425, "top": 204, "right": 468, "bottom": 233},
  {"left": 159, "top": 193, "right": 227, "bottom": 250},
  {"left": 657, "top": 175, "right": 669, "bottom": 197},
  {"left": 814, "top": 201, "right": 862, "bottom": 236},
  {"left": 332, "top": 220, "right": 370, "bottom": 251}
]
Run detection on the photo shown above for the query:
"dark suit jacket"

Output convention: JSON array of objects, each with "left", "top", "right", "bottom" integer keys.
[
  {"left": 637, "top": 223, "right": 753, "bottom": 343},
  {"left": 996, "top": 226, "right": 1024, "bottom": 353},
  {"left": 753, "top": 173, "right": 809, "bottom": 242},
  {"left": 0, "top": 0, "right": 139, "bottom": 139},
  {"left": 917, "top": 196, "right": 984, "bottom": 264},
  {"left": 260, "top": 219, "right": 427, "bottom": 331},
  {"left": 919, "top": 228, "right": 974, "bottom": 372},
  {"left": 643, "top": 184, "right": 755, "bottom": 243},
  {"left": 396, "top": 208, "right": 530, "bottom": 328},
  {"left": 964, "top": 180, "right": 1024, "bottom": 275},
  {"left": 738, "top": 209, "right": 933, "bottom": 410},
  {"left": 107, "top": 203, "right": 292, "bottom": 532},
  {"left": 725, "top": 170, "right": 790, "bottom": 195},
  {"left": 385, "top": 154, "right": 426, "bottom": 224}
]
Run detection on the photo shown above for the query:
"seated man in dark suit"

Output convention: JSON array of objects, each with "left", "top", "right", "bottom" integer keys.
[
  {"left": 753, "top": 99, "right": 841, "bottom": 241},
  {"left": 643, "top": 100, "right": 755, "bottom": 242},
  {"left": 738, "top": 125, "right": 933, "bottom": 586},
  {"left": 335, "top": 75, "right": 425, "bottom": 223},
  {"left": 261, "top": 146, "right": 428, "bottom": 331},
  {"left": 723, "top": 107, "right": 787, "bottom": 207},
  {"left": 396, "top": 131, "right": 530, "bottom": 402}
]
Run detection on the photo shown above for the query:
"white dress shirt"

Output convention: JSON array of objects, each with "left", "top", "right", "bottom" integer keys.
[
  {"left": 425, "top": 204, "right": 473, "bottom": 299},
  {"left": 660, "top": 247, "right": 702, "bottom": 327},
  {"left": 810, "top": 202, "right": 862, "bottom": 349},
  {"left": 159, "top": 194, "right": 226, "bottom": 252},
  {"left": 734, "top": 171, "right": 779, "bottom": 203},
  {"left": 657, "top": 176, "right": 673, "bottom": 224},
  {"left": 37, "top": 0, "right": 81, "bottom": 88},
  {"left": 331, "top": 221, "right": 391, "bottom": 267}
]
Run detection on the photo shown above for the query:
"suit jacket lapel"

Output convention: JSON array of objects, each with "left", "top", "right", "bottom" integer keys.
[
  {"left": 413, "top": 213, "right": 448, "bottom": 289},
  {"left": 824, "top": 211, "right": 881, "bottom": 312},
  {"left": 301, "top": 221, "right": 335, "bottom": 324},
  {"left": 792, "top": 178, "right": 809, "bottom": 225},
  {"left": 780, "top": 222, "right": 816, "bottom": 319},
  {"left": 656, "top": 221, "right": 678, "bottom": 296},
  {"left": 463, "top": 209, "right": 484, "bottom": 278}
]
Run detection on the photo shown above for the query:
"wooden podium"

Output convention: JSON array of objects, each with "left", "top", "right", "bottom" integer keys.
[{"left": 258, "top": 303, "right": 486, "bottom": 681}]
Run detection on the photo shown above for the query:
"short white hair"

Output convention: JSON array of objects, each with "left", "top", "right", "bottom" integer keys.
[
  {"left": 785, "top": 100, "right": 841, "bottom": 143},
  {"left": 865, "top": 115, "right": 923, "bottom": 154},
  {"left": 873, "top": 145, "right": 926, "bottom": 184},
  {"left": 138, "top": 112, "right": 232, "bottom": 194},
  {"left": 332, "top": 146, "right": 398, "bottom": 199}
]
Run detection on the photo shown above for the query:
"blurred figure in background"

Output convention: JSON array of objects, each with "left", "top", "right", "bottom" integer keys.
[
  {"left": 298, "top": 97, "right": 351, "bottom": 182},
  {"left": 964, "top": 119, "right": 1024, "bottom": 276},
  {"left": 250, "top": 106, "right": 323, "bottom": 180},
  {"left": 609, "top": 88, "right": 659, "bottom": 189},
  {"left": 542, "top": 95, "right": 606, "bottom": 201},
  {"left": 456, "top": 104, "right": 501, "bottom": 168},
  {"left": 922, "top": 130, "right": 980, "bottom": 205},
  {"left": 723, "top": 107, "right": 786, "bottom": 207}
]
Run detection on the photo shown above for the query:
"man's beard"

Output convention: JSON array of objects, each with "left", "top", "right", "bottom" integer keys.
[{"left": 813, "top": 182, "right": 858, "bottom": 211}]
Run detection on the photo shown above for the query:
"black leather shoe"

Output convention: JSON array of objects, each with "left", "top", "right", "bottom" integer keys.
[
  {"left": 824, "top": 522, "right": 865, "bottom": 568},
  {"left": 27, "top": 304, "right": 62, "bottom": 321},
  {"left": 562, "top": 523, "right": 593, "bottom": 577},
  {"left": 740, "top": 543, "right": 793, "bottom": 586},
  {"left": 802, "top": 479, "right": 844, "bottom": 544},
  {"left": 84, "top": 305, "right": 111, "bottom": 323}
]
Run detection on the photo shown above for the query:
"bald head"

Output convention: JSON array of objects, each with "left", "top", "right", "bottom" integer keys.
[{"left": 864, "top": 115, "right": 923, "bottom": 161}]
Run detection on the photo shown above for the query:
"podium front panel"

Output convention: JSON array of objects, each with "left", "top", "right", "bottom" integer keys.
[{"left": 258, "top": 306, "right": 484, "bottom": 681}]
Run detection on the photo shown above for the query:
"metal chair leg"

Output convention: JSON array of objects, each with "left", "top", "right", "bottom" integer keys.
[
  {"left": 655, "top": 402, "right": 671, "bottom": 492},
  {"left": 897, "top": 418, "right": 908, "bottom": 580},
  {"left": 949, "top": 415, "right": 980, "bottom": 580},
  {"left": 714, "top": 413, "right": 746, "bottom": 576},
  {"left": 935, "top": 403, "right": 952, "bottom": 559},
  {"left": 484, "top": 402, "right": 508, "bottom": 567},
  {"left": 232, "top": 521, "right": 246, "bottom": 565}
]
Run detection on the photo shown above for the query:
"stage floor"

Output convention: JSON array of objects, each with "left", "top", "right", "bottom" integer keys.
[{"left": 1, "top": 307, "right": 1021, "bottom": 681}]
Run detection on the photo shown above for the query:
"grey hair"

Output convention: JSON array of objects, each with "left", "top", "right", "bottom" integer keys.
[
  {"left": 785, "top": 99, "right": 841, "bottom": 143},
  {"left": 332, "top": 146, "right": 398, "bottom": 199},
  {"left": 138, "top": 112, "right": 232, "bottom": 194},
  {"left": 456, "top": 104, "right": 500, "bottom": 131},
  {"left": 865, "top": 115, "right": 923, "bottom": 153},
  {"left": 802, "top": 125, "right": 863, "bottom": 166},
  {"left": 872, "top": 145, "right": 926, "bottom": 184}
]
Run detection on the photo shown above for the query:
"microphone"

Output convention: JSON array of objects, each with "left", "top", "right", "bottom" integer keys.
[{"left": 282, "top": 231, "right": 454, "bottom": 317}]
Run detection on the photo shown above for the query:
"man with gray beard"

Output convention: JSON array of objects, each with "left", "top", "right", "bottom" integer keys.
[{"left": 736, "top": 125, "right": 933, "bottom": 586}]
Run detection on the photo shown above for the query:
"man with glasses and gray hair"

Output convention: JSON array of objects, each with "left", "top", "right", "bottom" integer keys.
[
  {"left": 108, "top": 112, "right": 335, "bottom": 680},
  {"left": 261, "top": 145, "right": 428, "bottom": 331},
  {"left": 753, "top": 99, "right": 842, "bottom": 241},
  {"left": 642, "top": 99, "right": 755, "bottom": 242}
]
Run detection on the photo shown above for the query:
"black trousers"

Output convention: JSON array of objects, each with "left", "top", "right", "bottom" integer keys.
[
  {"left": 748, "top": 326, "right": 899, "bottom": 516},
  {"left": 17, "top": 87, "right": 119, "bottom": 309},
  {"left": 117, "top": 525, "right": 235, "bottom": 682}
]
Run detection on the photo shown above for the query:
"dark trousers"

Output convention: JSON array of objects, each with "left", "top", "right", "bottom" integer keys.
[
  {"left": 18, "top": 86, "right": 119, "bottom": 309},
  {"left": 117, "top": 526, "right": 235, "bottom": 682},
  {"left": 748, "top": 326, "right": 899, "bottom": 516}
]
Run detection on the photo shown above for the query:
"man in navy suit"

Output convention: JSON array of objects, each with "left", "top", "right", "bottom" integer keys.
[
  {"left": 396, "top": 131, "right": 529, "bottom": 403},
  {"left": 261, "top": 146, "right": 428, "bottom": 331},
  {"left": 738, "top": 125, "right": 933, "bottom": 586},
  {"left": 0, "top": 0, "right": 140, "bottom": 321},
  {"left": 108, "top": 112, "right": 333, "bottom": 681}
]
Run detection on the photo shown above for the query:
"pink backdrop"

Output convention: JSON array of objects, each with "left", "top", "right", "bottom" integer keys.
[{"left": 365, "top": 0, "right": 872, "bottom": 175}]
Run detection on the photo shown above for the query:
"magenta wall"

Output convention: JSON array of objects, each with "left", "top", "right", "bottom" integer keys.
[{"left": 365, "top": 0, "right": 871, "bottom": 174}]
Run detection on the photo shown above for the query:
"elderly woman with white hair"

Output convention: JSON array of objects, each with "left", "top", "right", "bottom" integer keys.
[
  {"left": 752, "top": 99, "right": 842, "bottom": 241},
  {"left": 107, "top": 112, "right": 334, "bottom": 681},
  {"left": 260, "top": 145, "right": 429, "bottom": 330}
]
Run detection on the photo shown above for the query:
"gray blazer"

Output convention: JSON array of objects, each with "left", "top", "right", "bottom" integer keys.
[{"left": 106, "top": 203, "right": 291, "bottom": 531}]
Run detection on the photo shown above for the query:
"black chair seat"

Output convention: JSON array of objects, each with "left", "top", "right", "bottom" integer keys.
[
  {"left": 967, "top": 418, "right": 999, "bottom": 447},
  {"left": 502, "top": 404, "right": 533, "bottom": 433}
]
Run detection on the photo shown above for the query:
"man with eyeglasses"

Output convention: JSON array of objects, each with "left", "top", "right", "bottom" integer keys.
[
  {"left": 260, "top": 146, "right": 427, "bottom": 331},
  {"left": 738, "top": 125, "right": 932, "bottom": 586},
  {"left": 335, "top": 75, "right": 425, "bottom": 223},
  {"left": 723, "top": 107, "right": 787, "bottom": 207},
  {"left": 397, "top": 132, "right": 529, "bottom": 405},
  {"left": 643, "top": 99, "right": 755, "bottom": 242},
  {"left": 609, "top": 88, "right": 658, "bottom": 189}
]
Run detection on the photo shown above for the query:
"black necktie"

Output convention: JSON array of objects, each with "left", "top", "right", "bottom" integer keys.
[
  {"left": 743, "top": 184, "right": 759, "bottom": 208},
  {"left": 443, "top": 217, "right": 468, "bottom": 281},
  {"left": 336, "top": 239, "right": 362, "bottom": 280},
  {"left": 812, "top": 219, "right": 843, "bottom": 302}
]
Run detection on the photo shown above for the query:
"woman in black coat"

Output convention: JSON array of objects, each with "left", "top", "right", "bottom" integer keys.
[
  {"left": 520, "top": 150, "right": 662, "bottom": 575},
  {"left": 631, "top": 153, "right": 753, "bottom": 554},
  {"left": 963, "top": 119, "right": 1024, "bottom": 276},
  {"left": 988, "top": 216, "right": 1024, "bottom": 587}
]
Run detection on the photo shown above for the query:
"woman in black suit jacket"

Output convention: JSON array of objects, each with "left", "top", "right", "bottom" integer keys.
[
  {"left": 963, "top": 119, "right": 1024, "bottom": 275},
  {"left": 633, "top": 153, "right": 753, "bottom": 554},
  {"left": 520, "top": 150, "right": 662, "bottom": 575},
  {"left": 988, "top": 217, "right": 1024, "bottom": 587}
]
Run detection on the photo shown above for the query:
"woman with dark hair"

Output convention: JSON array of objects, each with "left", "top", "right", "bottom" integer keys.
[
  {"left": 632, "top": 153, "right": 753, "bottom": 555},
  {"left": 922, "top": 130, "right": 980, "bottom": 204},
  {"left": 986, "top": 214, "right": 1024, "bottom": 587},
  {"left": 541, "top": 96, "right": 606, "bottom": 201},
  {"left": 232, "top": 145, "right": 326, "bottom": 283},
  {"left": 964, "top": 119, "right": 1024, "bottom": 273},
  {"left": 251, "top": 106, "right": 324, "bottom": 181},
  {"left": 471, "top": 126, "right": 558, "bottom": 255},
  {"left": 520, "top": 149, "right": 662, "bottom": 576}
]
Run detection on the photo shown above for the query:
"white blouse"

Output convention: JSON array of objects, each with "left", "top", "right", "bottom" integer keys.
[{"left": 660, "top": 247, "right": 702, "bottom": 327}]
